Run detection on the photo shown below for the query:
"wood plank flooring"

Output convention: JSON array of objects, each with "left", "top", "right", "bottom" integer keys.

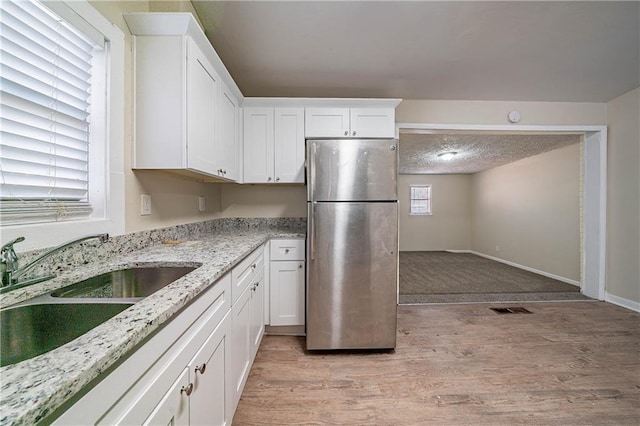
[{"left": 233, "top": 302, "right": 640, "bottom": 425}]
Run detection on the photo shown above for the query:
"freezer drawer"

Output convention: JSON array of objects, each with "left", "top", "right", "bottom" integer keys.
[
  {"left": 307, "top": 139, "right": 398, "bottom": 202},
  {"left": 307, "top": 201, "right": 398, "bottom": 350}
]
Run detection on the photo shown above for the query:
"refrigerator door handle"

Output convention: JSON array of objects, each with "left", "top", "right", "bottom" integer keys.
[
  {"left": 310, "top": 201, "right": 316, "bottom": 260},
  {"left": 308, "top": 142, "right": 317, "bottom": 201}
]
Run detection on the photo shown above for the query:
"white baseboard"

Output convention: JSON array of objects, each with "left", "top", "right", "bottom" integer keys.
[
  {"left": 446, "top": 250, "right": 581, "bottom": 287},
  {"left": 605, "top": 292, "right": 640, "bottom": 313}
]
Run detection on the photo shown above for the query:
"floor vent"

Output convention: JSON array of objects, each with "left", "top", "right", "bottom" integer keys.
[{"left": 490, "top": 307, "right": 533, "bottom": 314}]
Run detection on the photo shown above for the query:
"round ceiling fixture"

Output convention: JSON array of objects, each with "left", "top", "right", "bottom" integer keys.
[{"left": 437, "top": 151, "right": 457, "bottom": 161}]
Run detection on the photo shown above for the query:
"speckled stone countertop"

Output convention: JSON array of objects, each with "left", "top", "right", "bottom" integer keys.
[{"left": 0, "top": 223, "right": 305, "bottom": 426}]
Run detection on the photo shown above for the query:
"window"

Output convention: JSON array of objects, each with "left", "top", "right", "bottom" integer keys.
[
  {"left": 0, "top": 0, "right": 103, "bottom": 224},
  {"left": 0, "top": 0, "right": 124, "bottom": 250},
  {"left": 410, "top": 185, "right": 431, "bottom": 215}
]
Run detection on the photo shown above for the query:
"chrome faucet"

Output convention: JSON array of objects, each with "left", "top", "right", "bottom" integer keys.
[{"left": 1, "top": 233, "right": 109, "bottom": 291}]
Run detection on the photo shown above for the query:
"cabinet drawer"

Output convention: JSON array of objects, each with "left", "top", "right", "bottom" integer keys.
[
  {"left": 270, "top": 239, "right": 305, "bottom": 261},
  {"left": 231, "top": 246, "right": 264, "bottom": 304}
]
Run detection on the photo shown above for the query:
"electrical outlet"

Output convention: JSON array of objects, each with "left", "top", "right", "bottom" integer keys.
[
  {"left": 141, "top": 194, "right": 151, "bottom": 216},
  {"left": 198, "top": 196, "right": 206, "bottom": 212}
]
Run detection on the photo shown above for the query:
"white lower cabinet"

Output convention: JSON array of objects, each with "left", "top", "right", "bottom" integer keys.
[
  {"left": 188, "top": 313, "right": 230, "bottom": 425},
  {"left": 230, "top": 283, "right": 252, "bottom": 413},
  {"left": 144, "top": 368, "right": 190, "bottom": 426},
  {"left": 269, "top": 239, "right": 305, "bottom": 327},
  {"left": 249, "top": 272, "right": 265, "bottom": 361},
  {"left": 229, "top": 246, "right": 265, "bottom": 413}
]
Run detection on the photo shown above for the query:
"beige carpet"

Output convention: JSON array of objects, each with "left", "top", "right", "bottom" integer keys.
[{"left": 399, "top": 251, "right": 591, "bottom": 304}]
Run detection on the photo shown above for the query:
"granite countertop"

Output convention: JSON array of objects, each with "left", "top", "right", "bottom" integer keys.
[{"left": 0, "top": 227, "right": 304, "bottom": 426}]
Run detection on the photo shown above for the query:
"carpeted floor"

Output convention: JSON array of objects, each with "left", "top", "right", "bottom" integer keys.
[{"left": 399, "top": 251, "right": 592, "bottom": 304}]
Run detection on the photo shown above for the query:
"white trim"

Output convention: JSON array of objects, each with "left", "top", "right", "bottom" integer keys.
[
  {"left": 242, "top": 97, "right": 402, "bottom": 109},
  {"left": 399, "top": 122, "right": 607, "bottom": 300},
  {"left": 453, "top": 250, "right": 581, "bottom": 287},
  {"left": 605, "top": 292, "right": 640, "bottom": 313}
]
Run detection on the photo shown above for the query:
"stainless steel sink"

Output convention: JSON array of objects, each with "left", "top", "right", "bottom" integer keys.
[
  {"left": 0, "top": 302, "right": 133, "bottom": 367},
  {"left": 51, "top": 266, "right": 197, "bottom": 299}
]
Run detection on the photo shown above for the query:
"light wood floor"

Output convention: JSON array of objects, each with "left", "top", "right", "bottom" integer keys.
[{"left": 233, "top": 302, "right": 640, "bottom": 425}]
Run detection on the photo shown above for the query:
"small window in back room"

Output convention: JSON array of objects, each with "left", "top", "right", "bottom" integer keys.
[{"left": 410, "top": 185, "right": 431, "bottom": 215}]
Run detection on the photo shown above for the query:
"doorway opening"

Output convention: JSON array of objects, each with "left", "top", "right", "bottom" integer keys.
[{"left": 395, "top": 124, "right": 607, "bottom": 304}]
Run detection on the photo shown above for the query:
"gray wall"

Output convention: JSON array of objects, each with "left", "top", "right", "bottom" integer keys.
[
  {"left": 606, "top": 88, "right": 640, "bottom": 304},
  {"left": 470, "top": 144, "right": 581, "bottom": 281}
]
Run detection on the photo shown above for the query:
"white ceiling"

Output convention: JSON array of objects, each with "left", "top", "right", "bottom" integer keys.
[
  {"left": 193, "top": 1, "right": 639, "bottom": 103},
  {"left": 399, "top": 132, "right": 582, "bottom": 174}
]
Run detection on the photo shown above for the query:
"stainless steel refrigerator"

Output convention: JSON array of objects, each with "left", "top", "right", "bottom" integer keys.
[{"left": 306, "top": 139, "right": 398, "bottom": 350}]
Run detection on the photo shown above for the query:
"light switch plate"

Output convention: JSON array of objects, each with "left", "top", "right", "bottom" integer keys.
[
  {"left": 198, "top": 196, "right": 206, "bottom": 212},
  {"left": 141, "top": 194, "right": 151, "bottom": 215}
]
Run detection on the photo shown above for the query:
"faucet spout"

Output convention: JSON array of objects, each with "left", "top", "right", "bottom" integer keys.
[{"left": 1, "top": 233, "right": 109, "bottom": 290}]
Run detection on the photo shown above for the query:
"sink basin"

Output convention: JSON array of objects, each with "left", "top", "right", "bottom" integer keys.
[
  {"left": 0, "top": 303, "right": 133, "bottom": 367},
  {"left": 51, "top": 266, "right": 197, "bottom": 299}
]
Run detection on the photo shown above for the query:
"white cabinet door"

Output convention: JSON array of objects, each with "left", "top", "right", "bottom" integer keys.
[
  {"left": 243, "top": 107, "right": 274, "bottom": 183},
  {"left": 230, "top": 285, "right": 252, "bottom": 413},
  {"left": 218, "top": 85, "right": 239, "bottom": 181},
  {"left": 270, "top": 260, "right": 305, "bottom": 326},
  {"left": 189, "top": 313, "right": 231, "bottom": 426},
  {"left": 350, "top": 108, "right": 395, "bottom": 138},
  {"left": 274, "top": 108, "right": 305, "bottom": 183},
  {"left": 305, "top": 107, "right": 350, "bottom": 138},
  {"left": 142, "top": 368, "right": 189, "bottom": 426},
  {"left": 187, "top": 37, "right": 219, "bottom": 176},
  {"left": 249, "top": 272, "right": 265, "bottom": 362}
]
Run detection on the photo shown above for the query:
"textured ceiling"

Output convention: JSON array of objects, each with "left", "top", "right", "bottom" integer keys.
[
  {"left": 399, "top": 133, "right": 582, "bottom": 174},
  {"left": 192, "top": 1, "right": 639, "bottom": 102}
]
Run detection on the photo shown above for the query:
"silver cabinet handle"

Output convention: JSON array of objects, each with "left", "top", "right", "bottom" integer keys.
[
  {"left": 251, "top": 263, "right": 256, "bottom": 270},
  {"left": 352, "top": 130, "right": 356, "bottom": 136},
  {"left": 181, "top": 383, "right": 194, "bottom": 396},
  {"left": 344, "top": 130, "right": 348, "bottom": 136},
  {"left": 195, "top": 363, "right": 206, "bottom": 375}
]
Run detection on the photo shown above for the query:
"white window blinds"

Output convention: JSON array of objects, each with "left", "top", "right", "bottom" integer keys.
[{"left": 0, "top": 0, "right": 99, "bottom": 225}]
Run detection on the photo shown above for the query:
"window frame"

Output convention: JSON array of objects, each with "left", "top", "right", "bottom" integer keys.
[
  {"left": 409, "top": 184, "right": 432, "bottom": 216},
  {"left": 1, "top": 0, "right": 124, "bottom": 251}
]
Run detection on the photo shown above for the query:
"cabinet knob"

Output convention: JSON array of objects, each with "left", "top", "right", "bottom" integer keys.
[
  {"left": 181, "top": 383, "right": 194, "bottom": 396},
  {"left": 255, "top": 281, "right": 260, "bottom": 288},
  {"left": 276, "top": 177, "right": 280, "bottom": 182},
  {"left": 195, "top": 363, "right": 207, "bottom": 375},
  {"left": 352, "top": 131, "right": 356, "bottom": 136},
  {"left": 251, "top": 263, "right": 256, "bottom": 270},
  {"left": 267, "top": 177, "right": 272, "bottom": 182},
  {"left": 285, "top": 248, "right": 290, "bottom": 254},
  {"left": 298, "top": 264, "right": 303, "bottom": 269},
  {"left": 344, "top": 130, "right": 348, "bottom": 136}
]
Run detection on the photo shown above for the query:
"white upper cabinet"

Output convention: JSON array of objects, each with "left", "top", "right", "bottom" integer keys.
[
  {"left": 304, "top": 108, "right": 350, "bottom": 138},
  {"left": 186, "top": 39, "right": 219, "bottom": 176},
  {"left": 243, "top": 108, "right": 274, "bottom": 183},
  {"left": 243, "top": 107, "right": 304, "bottom": 184},
  {"left": 218, "top": 84, "right": 240, "bottom": 181},
  {"left": 305, "top": 107, "right": 396, "bottom": 138},
  {"left": 125, "top": 13, "right": 243, "bottom": 182}
]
